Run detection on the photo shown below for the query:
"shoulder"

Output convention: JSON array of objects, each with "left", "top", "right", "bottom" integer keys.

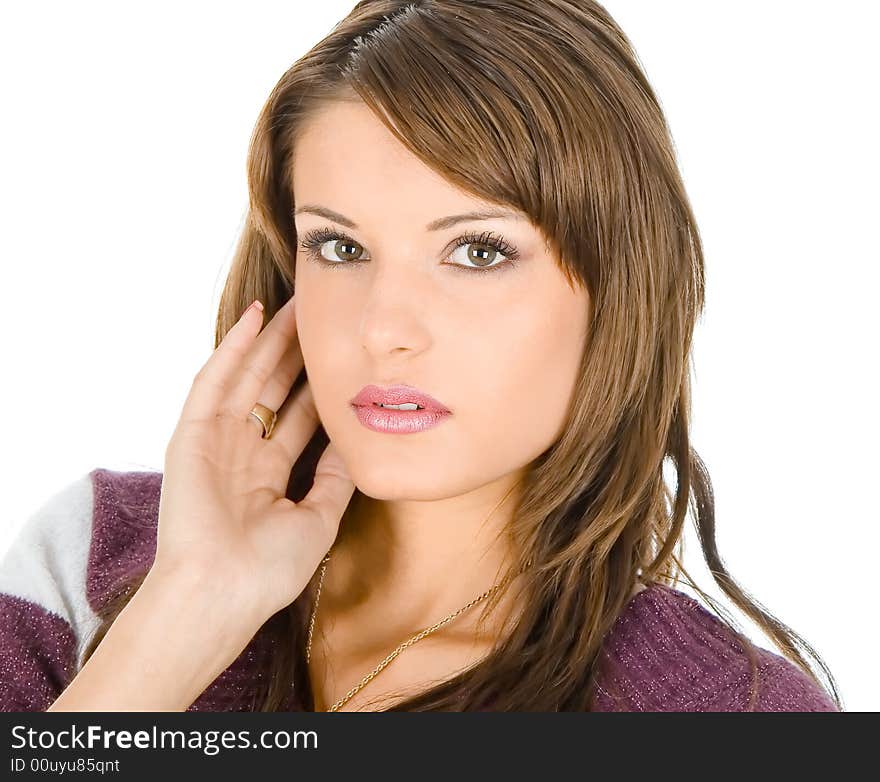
[
  {"left": 84, "top": 467, "right": 163, "bottom": 609},
  {"left": 0, "top": 468, "right": 163, "bottom": 675},
  {"left": 2, "top": 468, "right": 272, "bottom": 712},
  {"left": 592, "top": 582, "right": 839, "bottom": 712}
]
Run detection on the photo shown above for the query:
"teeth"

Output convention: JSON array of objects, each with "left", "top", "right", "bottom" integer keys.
[{"left": 376, "top": 402, "right": 423, "bottom": 410}]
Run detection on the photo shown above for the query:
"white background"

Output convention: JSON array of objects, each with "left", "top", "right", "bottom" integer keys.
[{"left": 1, "top": 2, "right": 876, "bottom": 710}]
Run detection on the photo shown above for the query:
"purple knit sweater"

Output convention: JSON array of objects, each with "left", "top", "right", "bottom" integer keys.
[{"left": 0, "top": 468, "right": 839, "bottom": 712}]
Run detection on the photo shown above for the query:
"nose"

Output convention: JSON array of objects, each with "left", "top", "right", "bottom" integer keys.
[{"left": 357, "top": 261, "right": 433, "bottom": 359}]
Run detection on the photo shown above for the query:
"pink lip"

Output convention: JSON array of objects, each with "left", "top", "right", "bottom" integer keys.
[
  {"left": 350, "top": 384, "right": 451, "bottom": 413},
  {"left": 350, "top": 384, "right": 452, "bottom": 435}
]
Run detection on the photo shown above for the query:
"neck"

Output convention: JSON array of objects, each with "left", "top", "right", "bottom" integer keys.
[{"left": 317, "top": 471, "right": 527, "bottom": 641}]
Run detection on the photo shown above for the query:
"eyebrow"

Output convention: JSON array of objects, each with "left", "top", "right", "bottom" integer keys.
[{"left": 293, "top": 204, "right": 525, "bottom": 232}]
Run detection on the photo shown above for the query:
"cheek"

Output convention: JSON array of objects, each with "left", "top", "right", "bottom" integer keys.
[
  {"left": 292, "top": 288, "right": 350, "bottom": 422},
  {"left": 294, "top": 261, "right": 361, "bottom": 349},
  {"left": 462, "top": 296, "right": 588, "bottom": 465}
]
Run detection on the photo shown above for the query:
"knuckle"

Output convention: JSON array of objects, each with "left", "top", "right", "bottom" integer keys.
[
  {"left": 242, "top": 360, "right": 271, "bottom": 387},
  {"left": 213, "top": 407, "right": 240, "bottom": 425},
  {"left": 163, "top": 433, "right": 181, "bottom": 466},
  {"left": 202, "top": 372, "right": 228, "bottom": 396}
]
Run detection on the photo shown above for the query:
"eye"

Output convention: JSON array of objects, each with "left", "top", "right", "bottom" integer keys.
[
  {"left": 446, "top": 230, "right": 520, "bottom": 274},
  {"left": 298, "top": 228, "right": 520, "bottom": 275},
  {"left": 299, "top": 228, "right": 369, "bottom": 266}
]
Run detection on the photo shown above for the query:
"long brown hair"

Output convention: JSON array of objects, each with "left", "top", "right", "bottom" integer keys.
[{"left": 82, "top": 0, "right": 841, "bottom": 711}]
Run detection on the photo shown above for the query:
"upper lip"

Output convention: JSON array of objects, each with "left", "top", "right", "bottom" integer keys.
[{"left": 350, "top": 384, "right": 452, "bottom": 413}]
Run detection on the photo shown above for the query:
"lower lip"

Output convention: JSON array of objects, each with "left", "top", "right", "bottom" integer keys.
[{"left": 351, "top": 403, "right": 451, "bottom": 434}]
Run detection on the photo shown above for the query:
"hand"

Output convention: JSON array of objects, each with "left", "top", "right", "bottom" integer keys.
[{"left": 152, "top": 294, "right": 355, "bottom": 628}]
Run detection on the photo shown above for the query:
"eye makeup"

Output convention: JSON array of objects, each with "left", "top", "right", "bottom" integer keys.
[{"left": 298, "top": 227, "right": 521, "bottom": 275}]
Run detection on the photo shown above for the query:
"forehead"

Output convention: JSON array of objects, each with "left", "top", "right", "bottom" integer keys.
[{"left": 292, "top": 99, "right": 504, "bottom": 220}]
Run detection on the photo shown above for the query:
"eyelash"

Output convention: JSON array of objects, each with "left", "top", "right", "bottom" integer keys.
[{"left": 297, "top": 227, "right": 520, "bottom": 275}]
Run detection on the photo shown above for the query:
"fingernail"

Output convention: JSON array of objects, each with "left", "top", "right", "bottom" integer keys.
[{"left": 243, "top": 299, "right": 264, "bottom": 318}]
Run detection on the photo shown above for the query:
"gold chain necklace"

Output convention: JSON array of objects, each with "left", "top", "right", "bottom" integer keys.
[
  {"left": 303, "top": 484, "right": 527, "bottom": 712},
  {"left": 305, "top": 549, "right": 521, "bottom": 712}
]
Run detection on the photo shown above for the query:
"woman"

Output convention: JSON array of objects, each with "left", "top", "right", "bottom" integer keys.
[{"left": 0, "top": 0, "right": 841, "bottom": 712}]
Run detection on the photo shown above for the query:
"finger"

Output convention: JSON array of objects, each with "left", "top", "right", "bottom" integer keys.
[
  {"left": 243, "top": 337, "right": 304, "bottom": 438},
  {"left": 180, "top": 300, "right": 266, "bottom": 422},
  {"left": 261, "top": 378, "right": 322, "bottom": 466},
  {"left": 296, "top": 439, "right": 356, "bottom": 545},
  {"left": 256, "top": 339, "right": 303, "bottom": 413},
  {"left": 223, "top": 293, "right": 301, "bottom": 418}
]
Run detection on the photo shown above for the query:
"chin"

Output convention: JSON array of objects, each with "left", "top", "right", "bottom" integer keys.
[{"left": 345, "top": 467, "right": 464, "bottom": 502}]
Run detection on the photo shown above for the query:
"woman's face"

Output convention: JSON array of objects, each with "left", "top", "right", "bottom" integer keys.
[{"left": 292, "top": 99, "right": 590, "bottom": 501}]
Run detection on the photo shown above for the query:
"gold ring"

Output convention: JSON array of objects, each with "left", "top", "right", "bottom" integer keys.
[{"left": 248, "top": 403, "right": 278, "bottom": 439}]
